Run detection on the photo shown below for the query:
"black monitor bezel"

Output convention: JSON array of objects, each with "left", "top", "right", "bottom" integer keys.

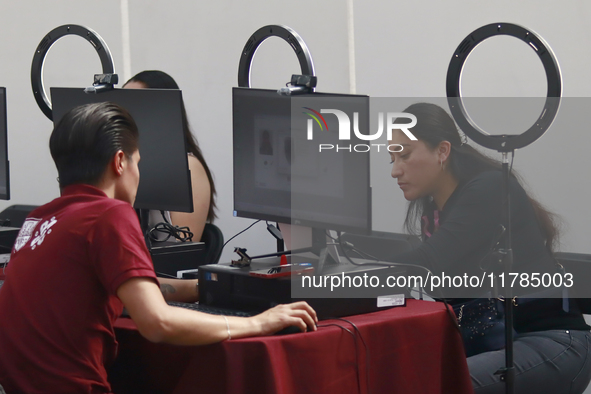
[
  {"left": 50, "top": 87, "right": 193, "bottom": 213},
  {"left": 0, "top": 87, "right": 9, "bottom": 201},
  {"left": 232, "top": 87, "right": 372, "bottom": 235}
]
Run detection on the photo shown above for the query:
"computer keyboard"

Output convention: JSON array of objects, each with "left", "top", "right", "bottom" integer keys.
[
  {"left": 166, "top": 301, "right": 255, "bottom": 317},
  {"left": 166, "top": 302, "right": 303, "bottom": 335},
  {"left": 120, "top": 301, "right": 256, "bottom": 318},
  {"left": 1, "top": 285, "right": 300, "bottom": 335}
]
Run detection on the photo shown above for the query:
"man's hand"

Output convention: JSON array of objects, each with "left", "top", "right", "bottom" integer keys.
[
  {"left": 118, "top": 278, "right": 317, "bottom": 345},
  {"left": 251, "top": 301, "right": 318, "bottom": 335}
]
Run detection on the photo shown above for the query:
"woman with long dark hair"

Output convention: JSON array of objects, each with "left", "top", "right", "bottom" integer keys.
[
  {"left": 124, "top": 70, "right": 216, "bottom": 241},
  {"left": 389, "top": 102, "right": 591, "bottom": 393}
]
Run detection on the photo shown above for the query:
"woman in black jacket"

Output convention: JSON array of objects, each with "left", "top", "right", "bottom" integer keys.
[{"left": 389, "top": 102, "right": 591, "bottom": 394}]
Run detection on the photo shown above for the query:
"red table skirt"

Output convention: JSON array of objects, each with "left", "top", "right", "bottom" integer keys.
[{"left": 109, "top": 299, "right": 473, "bottom": 394}]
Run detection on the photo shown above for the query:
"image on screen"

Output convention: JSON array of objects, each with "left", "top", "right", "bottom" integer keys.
[{"left": 232, "top": 87, "right": 371, "bottom": 234}]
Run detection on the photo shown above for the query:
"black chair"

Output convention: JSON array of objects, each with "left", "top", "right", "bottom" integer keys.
[
  {"left": 0, "top": 205, "right": 39, "bottom": 228},
  {"left": 198, "top": 223, "right": 224, "bottom": 265}
]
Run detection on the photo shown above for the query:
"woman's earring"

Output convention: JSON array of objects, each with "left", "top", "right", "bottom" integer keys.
[{"left": 440, "top": 159, "right": 444, "bottom": 170}]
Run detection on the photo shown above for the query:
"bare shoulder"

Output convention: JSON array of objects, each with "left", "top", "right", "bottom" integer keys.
[
  {"left": 187, "top": 155, "right": 210, "bottom": 189},
  {"left": 187, "top": 154, "right": 206, "bottom": 175}
]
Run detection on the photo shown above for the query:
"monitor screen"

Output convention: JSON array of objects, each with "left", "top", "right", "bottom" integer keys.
[
  {"left": 0, "top": 88, "right": 9, "bottom": 200},
  {"left": 232, "top": 87, "right": 371, "bottom": 234},
  {"left": 50, "top": 87, "right": 193, "bottom": 213}
]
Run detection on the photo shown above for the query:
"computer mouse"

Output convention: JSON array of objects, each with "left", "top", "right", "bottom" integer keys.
[{"left": 273, "top": 325, "right": 304, "bottom": 335}]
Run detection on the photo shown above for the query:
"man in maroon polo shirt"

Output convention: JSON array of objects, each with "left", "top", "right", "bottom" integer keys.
[{"left": 0, "top": 102, "right": 316, "bottom": 394}]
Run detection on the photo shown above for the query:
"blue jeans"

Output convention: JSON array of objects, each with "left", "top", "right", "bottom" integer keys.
[{"left": 468, "top": 330, "right": 591, "bottom": 394}]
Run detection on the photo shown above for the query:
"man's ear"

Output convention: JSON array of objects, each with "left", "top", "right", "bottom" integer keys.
[{"left": 112, "top": 150, "right": 126, "bottom": 177}]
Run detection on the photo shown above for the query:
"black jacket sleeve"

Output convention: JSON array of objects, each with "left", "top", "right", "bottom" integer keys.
[{"left": 393, "top": 171, "right": 507, "bottom": 277}]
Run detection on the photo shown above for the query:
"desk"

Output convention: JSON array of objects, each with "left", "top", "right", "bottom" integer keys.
[{"left": 109, "top": 299, "right": 473, "bottom": 394}]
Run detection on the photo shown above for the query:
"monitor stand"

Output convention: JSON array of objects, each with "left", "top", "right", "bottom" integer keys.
[
  {"left": 311, "top": 228, "right": 341, "bottom": 273},
  {"left": 247, "top": 227, "right": 340, "bottom": 274}
]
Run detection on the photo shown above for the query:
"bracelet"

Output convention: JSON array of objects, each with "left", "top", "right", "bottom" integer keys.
[{"left": 223, "top": 316, "right": 231, "bottom": 340}]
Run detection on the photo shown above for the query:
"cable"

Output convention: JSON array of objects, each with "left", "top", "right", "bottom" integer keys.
[
  {"left": 332, "top": 318, "right": 371, "bottom": 394},
  {"left": 338, "top": 234, "right": 422, "bottom": 272},
  {"left": 346, "top": 245, "right": 380, "bottom": 262},
  {"left": 147, "top": 211, "right": 195, "bottom": 243},
  {"left": 215, "top": 220, "right": 262, "bottom": 263},
  {"left": 317, "top": 323, "right": 362, "bottom": 394},
  {"left": 155, "top": 271, "right": 179, "bottom": 279},
  {"left": 148, "top": 222, "right": 194, "bottom": 243},
  {"left": 336, "top": 233, "right": 461, "bottom": 333}
]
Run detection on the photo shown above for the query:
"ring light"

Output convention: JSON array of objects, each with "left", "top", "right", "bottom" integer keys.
[
  {"left": 238, "top": 25, "right": 315, "bottom": 89},
  {"left": 446, "top": 23, "right": 562, "bottom": 151},
  {"left": 31, "top": 25, "right": 115, "bottom": 120}
]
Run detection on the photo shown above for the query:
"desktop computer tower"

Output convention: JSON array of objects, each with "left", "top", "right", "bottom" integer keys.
[{"left": 198, "top": 257, "right": 410, "bottom": 319}]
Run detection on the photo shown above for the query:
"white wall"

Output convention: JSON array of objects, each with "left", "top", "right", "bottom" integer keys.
[
  {"left": 357, "top": 1, "right": 591, "bottom": 255},
  {"left": 1, "top": 1, "right": 590, "bottom": 264},
  {"left": 0, "top": 1, "right": 126, "bottom": 207}
]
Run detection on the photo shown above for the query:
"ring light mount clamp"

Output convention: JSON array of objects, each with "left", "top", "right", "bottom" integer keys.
[
  {"left": 84, "top": 73, "right": 119, "bottom": 94},
  {"left": 237, "top": 24, "right": 317, "bottom": 95},
  {"left": 31, "top": 24, "right": 117, "bottom": 120},
  {"left": 446, "top": 23, "right": 562, "bottom": 152},
  {"left": 280, "top": 74, "right": 317, "bottom": 96}
]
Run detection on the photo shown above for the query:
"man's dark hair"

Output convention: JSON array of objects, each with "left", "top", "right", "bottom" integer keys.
[{"left": 49, "top": 102, "right": 139, "bottom": 188}]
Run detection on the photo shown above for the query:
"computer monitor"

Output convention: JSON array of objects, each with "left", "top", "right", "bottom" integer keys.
[
  {"left": 0, "top": 88, "right": 10, "bottom": 200},
  {"left": 50, "top": 87, "right": 193, "bottom": 213},
  {"left": 232, "top": 87, "right": 371, "bottom": 235}
]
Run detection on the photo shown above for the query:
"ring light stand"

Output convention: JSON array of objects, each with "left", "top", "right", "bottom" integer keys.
[
  {"left": 237, "top": 24, "right": 315, "bottom": 90},
  {"left": 31, "top": 24, "right": 116, "bottom": 120},
  {"left": 235, "top": 25, "right": 329, "bottom": 266},
  {"left": 446, "top": 23, "right": 562, "bottom": 394}
]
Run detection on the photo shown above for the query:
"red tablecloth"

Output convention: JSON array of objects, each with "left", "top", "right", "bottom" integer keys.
[{"left": 109, "top": 299, "right": 473, "bottom": 394}]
